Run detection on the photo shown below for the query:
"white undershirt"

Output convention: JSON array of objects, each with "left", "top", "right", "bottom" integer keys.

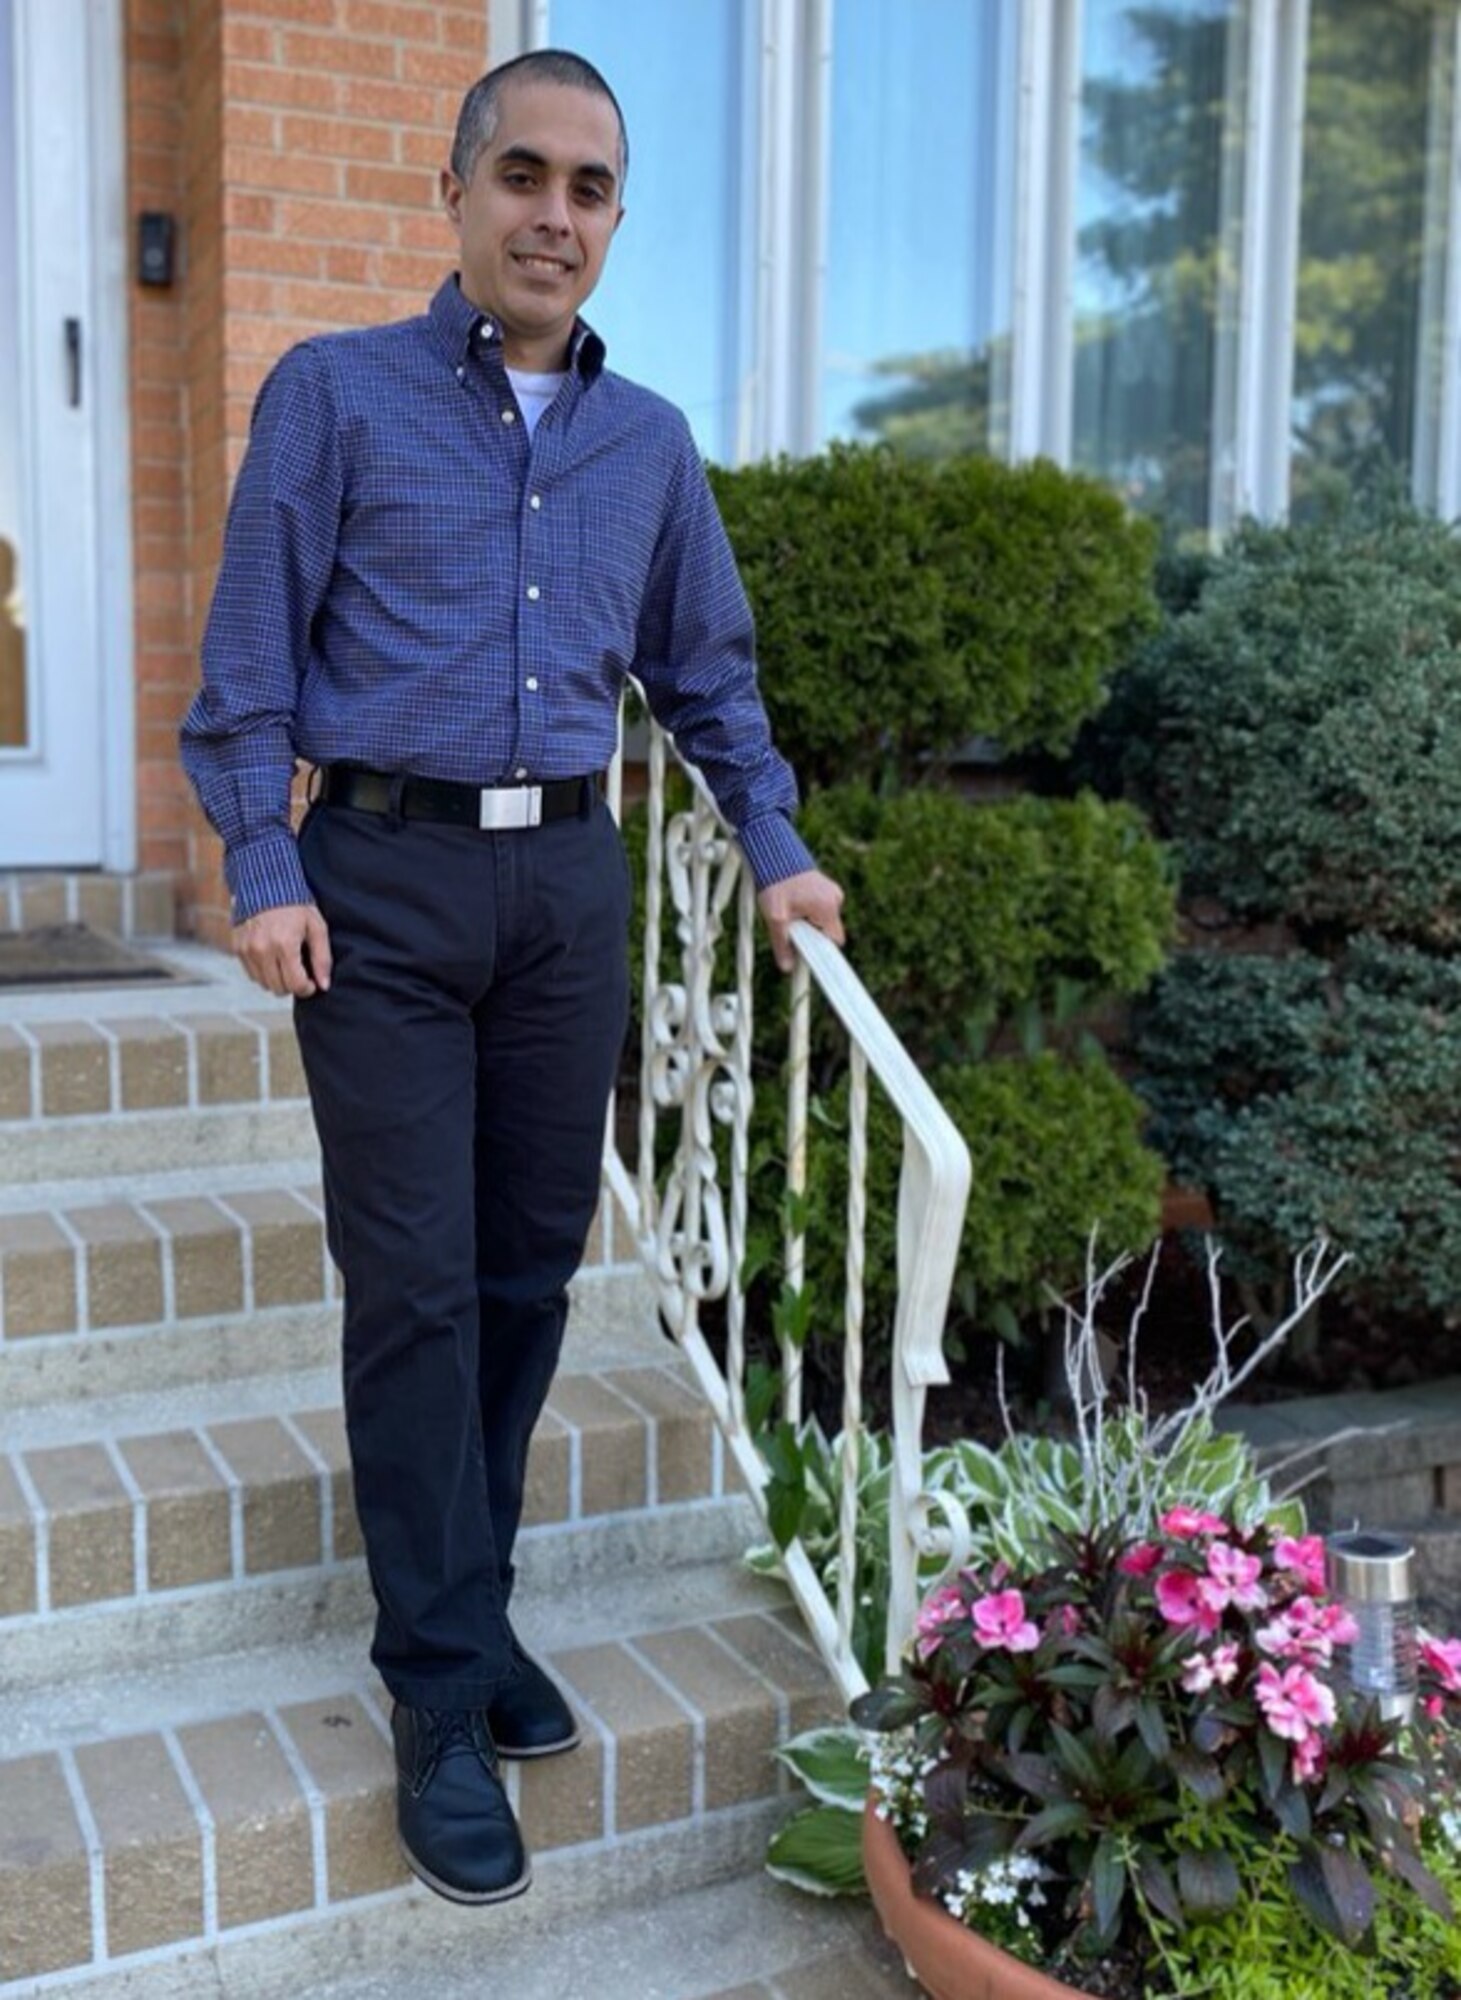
[{"left": 506, "top": 367, "right": 567, "bottom": 439}]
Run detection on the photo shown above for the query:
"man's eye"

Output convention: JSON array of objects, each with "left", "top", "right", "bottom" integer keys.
[
  {"left": 577, "top": 185, "right": 607, "bottom": 204},
  {"left": 503, "top": 171, "right": 535, "bottom": 188}
]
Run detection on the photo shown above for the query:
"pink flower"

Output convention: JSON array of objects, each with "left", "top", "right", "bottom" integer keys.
[
  {"left": 1420, "top": 1635, "right": 1461, "bottom": 1692},
  {"left": 1118, "top": 1542, "right": 1164, "bottom": 1577},
  {"left": 971, "top": 1589, "right": 1040, "bottom": 1654},
  {"left": 1156, "top": 1568, "right": 1222, "bottom": 1637},
  {"left": 1045, "top": 1603, "right": 1082, "bottom": 1639},
  {"left": 1160, "top": 1507, "right": 1227, "bottom": 1539},
  {"left": 1274, "top": 1535, "right": 1327, "bottom": 1595},
  {"left": 1292, "top": 1732, "right": 1326, "bottom": 1784},
  {"left": 1424, "top": 1694, "right": 1447, "bottom": 1721},
  {"left": 1180, "top": 1641, "right": 1241, "bottom": 1694},
  {"left": 1255, "top": 1663, "right": 1337, "bottom": 1743},
  {"left": 914, "top": 1584, "right": 966, "bottom": 1659},
  {"left": 1255, "top": 1597, "right": 1358, "bottom": 1665},
  {"left": 1204, "top": 1542, "right": 1268, "bottom": 1613}
]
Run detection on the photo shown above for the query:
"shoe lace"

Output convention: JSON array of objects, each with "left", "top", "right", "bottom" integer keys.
[{"left": 425, "top": 1708, "right": 486, "bottom": 1756}]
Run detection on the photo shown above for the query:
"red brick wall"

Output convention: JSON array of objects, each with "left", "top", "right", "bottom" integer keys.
[
  {"left": 127, "top": 0, "right": 488, "bottom": 944},
  {"left": 127, "top": 0, "right": 193, "bottom": 918}
]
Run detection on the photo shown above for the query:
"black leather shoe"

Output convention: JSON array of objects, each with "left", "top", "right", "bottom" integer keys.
[
  {"left": 487, "top": 1645, "right": 581, "bottom": 1759},
  {"left": 391, "top": 1703, "right": 532, "bottom": 1905}
]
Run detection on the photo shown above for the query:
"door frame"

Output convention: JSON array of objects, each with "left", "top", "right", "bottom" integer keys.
[{"left": 91, "top": 0, "right": 136, "bottom": 872}]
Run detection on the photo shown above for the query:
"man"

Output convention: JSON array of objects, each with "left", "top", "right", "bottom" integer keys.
[{"left": 181, "top": 50, "right": 844, "bottom": 1908}]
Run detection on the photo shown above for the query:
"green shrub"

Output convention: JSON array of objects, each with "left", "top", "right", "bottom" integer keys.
[
  {"left": 1133, "top": 938, "right": 1461, "bottom": 1317},
  {"left": 707, "top": 446, "right": 1158, "bottom": 789},
  {"left": 788, "top": 1048, "right": 1164, "bottom": 1372},
  {"left": 786, "top": 784, "right": 1176, "bottom": 1067},
  {"left": 1102, "top": 502, "right": 1461, "bottom": 946}
]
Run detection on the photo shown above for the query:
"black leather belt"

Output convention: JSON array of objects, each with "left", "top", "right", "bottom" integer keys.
[{"left": 316, "top": 766, "right": 602, "bottom": 831}]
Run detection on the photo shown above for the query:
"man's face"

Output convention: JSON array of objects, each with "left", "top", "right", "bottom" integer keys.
[{"left": 442, "top": 80, "right": 624, "bottom": 367}]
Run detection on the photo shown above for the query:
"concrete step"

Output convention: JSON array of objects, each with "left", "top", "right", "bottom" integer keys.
[
  {"left": 0, "top": 1159, "right": 650, "bottom": 1406},
  {"left": 0, "top": 1003, "right": 318, "bottom": 1183},
  {"left": 75, "top": 1867, "right": 912, "bottom": 2000},
  {"left": 0, "top": 870, "right": 177, "bottom": 940},
  {"left": 0, "top": 1596, "right": 844, "bottom": 1993},
  {"left": 0, "top": 1359, "right": 743, "bottom": 1683}
]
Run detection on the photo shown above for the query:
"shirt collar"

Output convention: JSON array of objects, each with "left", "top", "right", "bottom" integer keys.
[{"left": 428, "top": 275, "right": 606, "bottom": 383}]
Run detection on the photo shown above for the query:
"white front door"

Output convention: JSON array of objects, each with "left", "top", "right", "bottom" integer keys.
[{"left": 0, "top": 0, "right": 110, "bottom": 866}]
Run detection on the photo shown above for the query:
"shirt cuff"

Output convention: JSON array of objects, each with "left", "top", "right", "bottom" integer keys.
[
  {"left": 225, "top": 831, "right": 314, "bottom": 924},
  {"left": 735, "top": 812, "right": 816, "bottom": 892}
]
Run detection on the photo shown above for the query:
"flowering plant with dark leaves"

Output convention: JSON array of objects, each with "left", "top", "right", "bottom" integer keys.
[{"left": 854, "top": 1510, "right": 1461, "bottom": 1987}]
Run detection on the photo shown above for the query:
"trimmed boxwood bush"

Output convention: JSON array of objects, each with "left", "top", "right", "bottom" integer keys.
[
  {"left": 791, "top": 1048, "right": 1164, "bottom": 1375},
  {"left": 790, "top": 784, "right": 1176, "bottom": 1066},
  {"left": 708, "top": 445, "right": 1158, "bottom": 789}
]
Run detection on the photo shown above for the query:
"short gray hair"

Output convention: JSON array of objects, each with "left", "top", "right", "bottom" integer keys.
[{"left": 451, "top": 50, "right": 629, "bottom": 190}]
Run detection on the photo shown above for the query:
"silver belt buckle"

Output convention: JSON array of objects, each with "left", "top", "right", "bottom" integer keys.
[{"left": 478, "top": 784, "right": 542, "bottom": 831}]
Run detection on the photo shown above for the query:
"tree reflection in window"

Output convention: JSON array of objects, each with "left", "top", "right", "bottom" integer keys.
[
  {"left": 1292, "top": 0, "right": 1457, "bottom": 516},
  {"left": 1073, "top": 0, "right": 1247, "bottom": 535}
]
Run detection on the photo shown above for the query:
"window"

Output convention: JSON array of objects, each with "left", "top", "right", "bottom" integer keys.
[
  {"left": 1292, "top": 0, "right": 1460, "bottom": 513},
  {"left": 531, "top": 0, "right": 755, "bottom": 465},
  {"left": 1073, "top": 0, "right": 1248, "bottom": 528},
  {"left": 819, "top": 0, "right": 1016, "bottom": 459}
]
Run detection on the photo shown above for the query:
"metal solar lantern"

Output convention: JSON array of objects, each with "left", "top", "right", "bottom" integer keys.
[{"left": 1326, "top": 1529, "right": 1419, "bottom": 1723}]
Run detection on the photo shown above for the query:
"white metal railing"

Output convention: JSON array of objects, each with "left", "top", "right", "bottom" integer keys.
[{"left": 604, "top": 716, "right": 973, "bottom": 1699}]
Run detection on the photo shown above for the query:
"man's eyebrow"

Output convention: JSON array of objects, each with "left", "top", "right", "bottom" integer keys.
[{"left": 496, "top": 143, "right": 618, "bottom": 190}]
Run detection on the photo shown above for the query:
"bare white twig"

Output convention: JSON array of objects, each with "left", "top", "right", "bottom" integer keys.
[{"left": 1027, "top": 1233, "right": 1352, "bottom": 1538}]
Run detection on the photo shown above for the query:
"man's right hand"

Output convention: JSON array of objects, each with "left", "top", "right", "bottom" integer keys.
[{"left": 233, "top": 903, "right": 333, "bottom": 998}]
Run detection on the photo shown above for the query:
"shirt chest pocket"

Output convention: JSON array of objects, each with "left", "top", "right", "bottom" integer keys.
[{"left": 340, "top": 452, "right": 520, "bottom": 647}]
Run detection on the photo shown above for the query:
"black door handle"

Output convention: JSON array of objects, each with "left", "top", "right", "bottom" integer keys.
[{"left": 64, "top": 318, "right": 81, "bottom": 407}]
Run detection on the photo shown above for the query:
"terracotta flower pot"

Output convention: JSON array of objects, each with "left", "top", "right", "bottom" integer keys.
[{"left": 862, "top": 1800, "right": 1090, "bottom": 2000}]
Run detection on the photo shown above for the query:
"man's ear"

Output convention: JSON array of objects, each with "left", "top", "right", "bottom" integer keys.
[
  {"left": 440, "top": 167, "right": 464, "bottom": 230},
  {"left": 613, "top": 204, "right": 625, "bottom": 236}
]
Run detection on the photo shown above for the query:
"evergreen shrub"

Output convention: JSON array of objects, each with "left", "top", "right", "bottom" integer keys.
[
  {"left": 707, "top": 445, "right": 1158, "bottom": 789},
  {"left": 1104, "top": 504, "right": 1461, "bottom": 946},
  {"left": 1133, "top": 938, "right": 1461, "bottom": 1319}
]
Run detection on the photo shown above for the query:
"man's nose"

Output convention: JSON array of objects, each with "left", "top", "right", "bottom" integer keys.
[{"left": 533, "top": 184, "right": 573, "bottom": 234}]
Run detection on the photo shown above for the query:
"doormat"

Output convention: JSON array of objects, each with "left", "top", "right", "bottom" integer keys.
[{"left": 0, "top": 924, "right": 182, "bottom": 989}]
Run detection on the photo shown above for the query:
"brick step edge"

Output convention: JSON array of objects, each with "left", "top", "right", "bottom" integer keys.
[
  {"left": 0, "top": 871, "right": 175, "bottom": 941},
  {"left": 0, "top": 1364, "right": 723, "bottom": 1624},
  {"left": 0, "top": 1606, "right": 842, "bottom": 1990},
  {"left": 0, "top": 1183, "right": 629, "bottom": 1345},
  {"left": 0, "top": 1010, "right": 307, "bottom": 1124}
]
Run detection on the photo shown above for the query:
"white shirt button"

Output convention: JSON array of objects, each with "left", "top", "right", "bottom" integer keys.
[
  {"left": 455, "top": 366, "right": 465, "bottom": 382},
  {"left": 515, "top": 766, "right": 529, "bottom": 780},
  {"left": 526, "top": 584, "right": 541, "bottom": 601},
  {"left": 526, "top": 677, "right": 539, "bottom": 691},
  {"left": 530, "top": 494, "right": 542, "bottom": 510},
  {"left": 501, "top": 408, "right": 516, "bottom": 425}
]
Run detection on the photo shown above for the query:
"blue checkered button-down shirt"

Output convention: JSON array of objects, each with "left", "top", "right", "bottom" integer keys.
[{"left": 181, "top": 276, "right": 813, "bottom": 921}]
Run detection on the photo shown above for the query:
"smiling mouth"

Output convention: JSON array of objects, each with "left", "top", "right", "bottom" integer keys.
[{"left": 513, "top": 253, "right": 574, "bottom": 276}]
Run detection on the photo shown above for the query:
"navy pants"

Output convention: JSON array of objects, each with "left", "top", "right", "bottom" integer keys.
[{"left": 293, "top": 794, "right": 630, "bottom": 1709}]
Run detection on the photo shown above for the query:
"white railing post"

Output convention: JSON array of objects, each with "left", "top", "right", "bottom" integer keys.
[{"left": 613, "top": 720, "right": 972, "bottom": 1701}]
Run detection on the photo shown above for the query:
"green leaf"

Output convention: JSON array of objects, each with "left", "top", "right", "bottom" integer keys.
[
  {"left": 1256, "top": 1724, "right": 1288, "bottom": 1802},
  {"left": 1177, "top": 1847, "right": 1240, "bottom": 1917},
  {"left": 1051, "top": 1724, "right": 1104, "bottom": 1795},
  {"left": 765, "top": 1804, "right": 867, "bottom": 1897},
  {"left": 1135, "top": 1697, "right": 1171, "bottom": 1762},
  {"left": 1168, "top": 1744, "right": 1224, "bottom": 1805},
  {"left": 849, "top": 1684, "right": 921, "bottom": 1734},
  {"left": 1389, "top": 1840, "right": 1455, "bottom": 1921},
  {"left": 744, "top": 1361, "right": 781, "bottom": 1440},
  {"left": 766, "top": 1472, "right": 806, "bottom": 1551},
  {"left": 1134, "top": 1848, "right": 1185, "bottom": 1931},
  {"left": 1016, "top": 1800, "right": 1092, "bottom": 1850},
  {"left": 1090, "top": 1835, "right": 1126, "bottom": 1942},
  {"left": 1316, "top": 1841, "right": 1376, "bottom": 1948},
  {"left": 1288, "top": 1846, "right": 1344, "bottom": 1942},
  {"left": 774, "top": 1727, "right": 869, "bottom": 1812},
  {"left": 990, "top": 1301, "right": 1025, "bottom": 1348}
]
